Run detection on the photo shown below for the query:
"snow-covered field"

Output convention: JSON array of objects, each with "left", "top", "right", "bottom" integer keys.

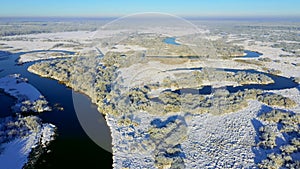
[
  {"left": 0, "top": 74, "right": 55, "bottom": 169},
  {"left": 103, "top": 28, "right": 300, "bottom": 168},
  {"left": 106, "top": 85, "right": 300, "bottom": 168},
  {"left": 18, "top": 51, "right": 74, "bottom": 64},
  {"left": 230, "top": 38, "right": 300, "bottom": 79}
]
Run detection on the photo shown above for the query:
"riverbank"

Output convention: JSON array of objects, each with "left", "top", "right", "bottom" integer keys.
[
  {"left": 0, "top": 116, "right": 56, "bottom": 169},
  {"left": 0, "top": 49, "right": 112, "bottom": 168},
  {"left": 0, "top": 74, "right": 51, "bottom": 113},
  {"left": 0, "top": 73, "right": 56, "bottom": 168}
]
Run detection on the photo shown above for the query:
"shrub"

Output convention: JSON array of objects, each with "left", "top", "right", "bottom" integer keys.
[
  {"left": 258, "top": 126, "right": 277, "bottom": 149},
  {"left": 257, "top": 93, "right": 296, "bottom": 108},
  {"left": 258, "top": 153, "right": 285, "bottom": 169}
]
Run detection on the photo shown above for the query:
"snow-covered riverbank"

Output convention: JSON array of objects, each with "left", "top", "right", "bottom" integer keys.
[
  {"left": 0, "top": 74, "right": 56, "bottom": 169},
  {"left": 0, "top": 74, "right": 51, "bottom": 113},
  {"left": 0, "top": 116, "right": 56, "bottom": 169}
]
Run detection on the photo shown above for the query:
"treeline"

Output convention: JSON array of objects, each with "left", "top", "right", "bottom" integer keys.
[{"left": 0, "top": 21, "right": 104, "bottom": 36}]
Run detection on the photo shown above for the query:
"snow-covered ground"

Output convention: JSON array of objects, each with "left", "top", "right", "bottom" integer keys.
[
  {"left": 230, "top": 38, "right": 300, "bottom": 79},
  {"left": 18, "top": 51, "right": 74, "bottom": 64},
  {"left": 106, "top": 85, "right": 300, "bottom": 168},
  {"left": 104, "top": 31, "right": 300, "bottom": 168},
  {"left": 0, "top": 74, "right": 51, "bottom": 112},
  {"left": 0, "top": 116, "right": 56, "bottom": 169},
  {"left": 0, "top": 74, "right": 42, "bottom": 102},
  {"left": 1, "top": 26, "right": 299, "bottom": 168},
  {"left": 0, "top": 74, "right": 55, "bottom": 169},
  {"left": 0, "top": 30, "right": 125, "bottom": 63}
]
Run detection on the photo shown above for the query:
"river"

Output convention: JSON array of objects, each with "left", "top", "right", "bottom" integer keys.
[
  {"left": 163, "top": 37, "right": 263, "bottom": 58},
  {"left": 0, "top": 50, "right": 112, "bottom": 169},
  {"left": 167, "top": 67, "right": 299, "bottom": 95}
]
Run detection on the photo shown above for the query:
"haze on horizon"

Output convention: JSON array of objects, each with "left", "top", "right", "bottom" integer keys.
[{"left": 0, "top": 0, "right": 300, "bottom": 18}]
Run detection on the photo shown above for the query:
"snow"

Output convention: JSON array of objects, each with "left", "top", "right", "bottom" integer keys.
[
  {"left": 0, "top": 74, "right": 41, "bottom": 102},
  {"left": 105, "top": 37, "right": 300, "bottom": 168},
  {"left": 0, "top": 31, "right": 96, "bottom": 52},
  {"left": 18, "top": 52, "right": 73, "bottom": 64},
  {"left": 231, "top": 38, "right": 300, "bottom": 79},
  {"left": 40, "top": 124, "right": 56, "bottom": 147},
  {"left": 106, "top": 112, "right": 157, "bottom": 169},
  {"left": 105, "top": 44, "right": 147, "bottom": 53},
  {"left": 106, "top": 100, "right": 263, "bottom": 168},
  {"left": 0, "top": 138, "right": 30, "bottom": 169},
  {"left": 0, "top": 74, "right": 55, "bottom": 169},
  {"left": 0, "top": 121, "right": 56, "bottom": 169},
  {"left": 182, "top": 101, "right": 261, "bottom": 168},
  {"left": 0, "top": 74, "right": 51, "bottom": 113},
  {"left": 1, "top": 27, "right": 299, "bottom": 168}
]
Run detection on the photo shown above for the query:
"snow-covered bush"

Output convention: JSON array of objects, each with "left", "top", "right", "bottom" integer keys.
[
  {"left": 257, "top": 93, "right": 296, "bottom": 108},
  {"left": 148, "top": 116, "right": 187, "bottom": 169},
  {"left": 256, "top": 109, "right": 300, "bottom": 168}
]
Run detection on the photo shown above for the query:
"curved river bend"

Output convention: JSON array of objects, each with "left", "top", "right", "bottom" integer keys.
[{"left": 0, "top": 50, "right": 112, "bottom": 169}]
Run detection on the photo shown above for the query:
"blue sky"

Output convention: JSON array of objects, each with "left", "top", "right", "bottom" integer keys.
[{"left": 0, "top": 0, "right": 300, "bottom": 17}]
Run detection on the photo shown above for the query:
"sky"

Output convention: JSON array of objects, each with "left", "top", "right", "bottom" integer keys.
[{"left": 0, "top": 0, "right": 300, "bottom": 18}]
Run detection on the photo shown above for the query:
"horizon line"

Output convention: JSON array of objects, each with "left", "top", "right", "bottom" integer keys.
[
  {"left": 1, "top": 15, "right": 300, "bottom": 19},
  {"left": 1, "top": 12, "right": 300, "bottom": 19}
]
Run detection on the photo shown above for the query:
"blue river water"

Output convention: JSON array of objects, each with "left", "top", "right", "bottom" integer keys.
[
  {"left": 242, "top": 50, "right": 262, "bottom": 58},
  {"left": 166, "top": 67, "right": 299, "bottom": 95},
  {"left": 163, "top": 37, "right": 181, "bottom": 45}
]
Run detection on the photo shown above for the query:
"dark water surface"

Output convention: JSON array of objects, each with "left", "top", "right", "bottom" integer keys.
[
  {"left": 0, "top": 50, "right": 112, "bottom": 169},
  {"left": 167, "top": 67, "right": 298, "bottom": 95},
  {"left": 242, "top": 50, "right": 262, "bottom": 58},
  {"left": 0, "top": 92, "right": 15, "bottom": 118}
]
